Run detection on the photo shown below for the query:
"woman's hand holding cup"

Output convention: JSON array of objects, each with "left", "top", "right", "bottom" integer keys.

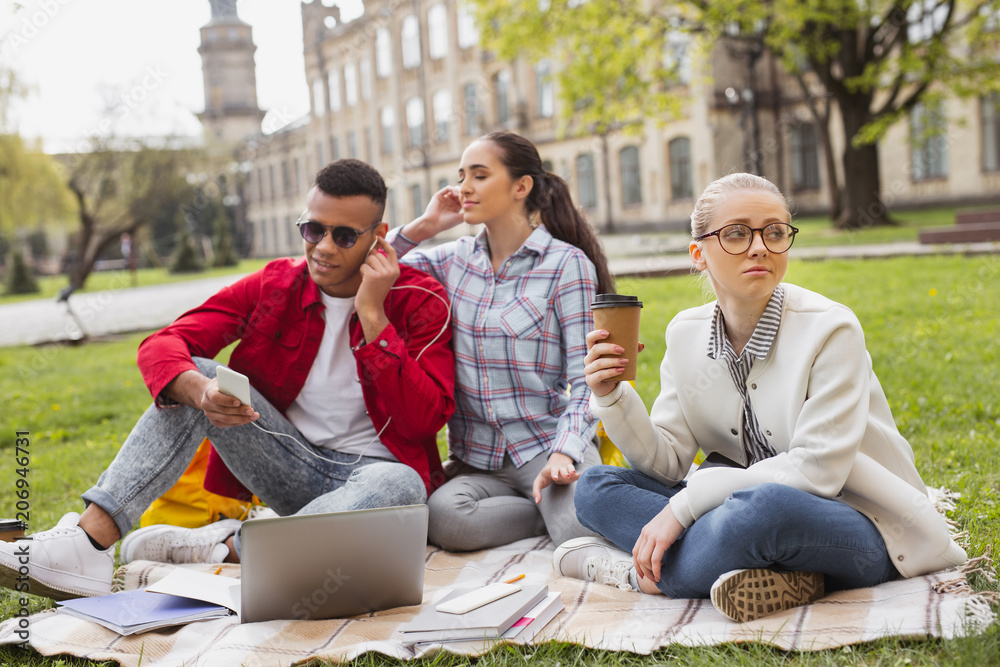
[{"left": 584, "top": 329, "right": 630, "bottom": 397}]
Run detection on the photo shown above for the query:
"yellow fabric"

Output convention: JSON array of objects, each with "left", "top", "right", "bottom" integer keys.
[
  {"left": 139, "top": 438, "right": 258, "bottom": 528},
  {"left": 597, "top": 382, "right": 705, "bottom": 467}
]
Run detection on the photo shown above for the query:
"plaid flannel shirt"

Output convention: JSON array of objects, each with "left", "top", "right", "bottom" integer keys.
[{"left": 390, "top": 226, "right": 598, "bottom": 470}]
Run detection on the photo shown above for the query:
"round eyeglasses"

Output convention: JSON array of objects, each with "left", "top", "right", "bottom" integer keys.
[
  {"left": 695, "top": 223, "right": 799, "bottom": 255},
  {"left": 296, "top": 216, "right": 381, "bottom": 248}
]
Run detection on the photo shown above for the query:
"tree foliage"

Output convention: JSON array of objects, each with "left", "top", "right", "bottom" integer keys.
[
  {"left": 0, "top": 134, "right": 73, "bottom": 235},
  {"left": 473, "top": 0, "right": 689, "bottom": 134},
  {"left": 470, "top": 0, "right": 1000, "bottom": 228}
]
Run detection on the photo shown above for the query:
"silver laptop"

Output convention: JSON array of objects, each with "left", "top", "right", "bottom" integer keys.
[{"left": 239, "top": 504, "right": 428, "bottom": 623}]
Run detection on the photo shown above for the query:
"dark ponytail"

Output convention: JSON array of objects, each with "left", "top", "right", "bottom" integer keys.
[{"left": 482, "top": 131, "right": 614, "bottom": 295}]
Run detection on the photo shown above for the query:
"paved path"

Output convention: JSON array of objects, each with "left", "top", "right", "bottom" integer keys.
[{"left": 0, "top": 240, "right": 996, "bottom": 348}]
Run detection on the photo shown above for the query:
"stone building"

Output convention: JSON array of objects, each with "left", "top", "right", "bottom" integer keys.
[{"left": 201, "top": 1, "right": 1000, "bottom": 258}]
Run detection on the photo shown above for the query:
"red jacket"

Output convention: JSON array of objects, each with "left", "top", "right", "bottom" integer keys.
[{"left": 137, "top": 257, "right": 455, "bottom": 495}]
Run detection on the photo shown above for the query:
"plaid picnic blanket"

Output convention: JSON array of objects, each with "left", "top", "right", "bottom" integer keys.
[{"left": 0, "top": 534, "right": 994, "bottom": 666}]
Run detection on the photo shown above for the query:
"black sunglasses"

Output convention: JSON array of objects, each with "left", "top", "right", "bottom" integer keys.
[{"left": 296, "top": 217, "right": 381, "bottom": 248}]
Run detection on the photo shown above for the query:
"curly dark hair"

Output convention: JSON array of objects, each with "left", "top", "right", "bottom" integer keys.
[{"left": 313, "top": 159, "right": 388, "bottom": 217}]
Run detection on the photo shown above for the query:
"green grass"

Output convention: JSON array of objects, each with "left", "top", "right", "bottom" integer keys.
[
  {"left": 1, "top": 254, "right": 998, "bottom": 665},
  {"left": 789, "top": 207, "right": 957, "bottom": 248},
  {"left": 0, "top": 259, "right": 271, "bottom": 305}
]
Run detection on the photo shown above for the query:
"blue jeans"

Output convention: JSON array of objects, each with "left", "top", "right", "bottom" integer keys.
[
  {"left": 574, "top": 466, "right": 897, "bottom": 598},
  {"left": 82, "top": 357, "right": 426, "bottom": 554}
]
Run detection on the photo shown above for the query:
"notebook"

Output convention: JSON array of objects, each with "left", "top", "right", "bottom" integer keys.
[
  {"left": 238, "top": 504, "right": 428, "bottom": 623},
  {"left": 399, "top": 583, "right": 548, "bottom": 644},
  {"left": 58, "top": 589, "right": 231, "bottom": 635},
  {"left": 411, "top": 591, "right": 564, "bottom": 648}
]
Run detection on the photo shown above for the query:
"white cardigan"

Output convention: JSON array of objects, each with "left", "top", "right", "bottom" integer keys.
[{"left": 591, "top": 283, "right": 966, "bottom": 578}]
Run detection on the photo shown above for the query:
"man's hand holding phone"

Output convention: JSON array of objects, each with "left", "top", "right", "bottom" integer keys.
[{"left": 203, "top": 367, "right": 259, "bottom": 428}]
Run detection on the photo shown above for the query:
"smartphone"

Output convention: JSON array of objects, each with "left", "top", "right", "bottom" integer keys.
[{"left": 216, "top": 366, "right": 253, "bottom": 408}]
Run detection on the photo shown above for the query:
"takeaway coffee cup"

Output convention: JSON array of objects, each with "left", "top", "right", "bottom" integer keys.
[{"left": 591, "top": 294, "right": 643, "bottom": 382}]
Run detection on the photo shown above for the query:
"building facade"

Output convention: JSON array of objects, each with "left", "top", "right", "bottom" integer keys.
[{"left": 212, "top": 1, "right": 1000, "bottom": 258}]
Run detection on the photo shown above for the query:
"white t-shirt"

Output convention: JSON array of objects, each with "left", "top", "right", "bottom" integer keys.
[{"left": 285, "top": 292, "right": 396, "bottom": 461}]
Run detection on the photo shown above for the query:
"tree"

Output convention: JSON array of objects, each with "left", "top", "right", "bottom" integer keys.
[
  {"left": 0, "top": 134, "right": 72, "bottom": 238},
  {"left": 470, "top": 0, "right": 1000, "bottom": 229},
  {"left": 61, "top": 139, "right": 196, "bottom": 289},
  {"left": 0, "top": 64, "right": 74, "bottom": 284}
]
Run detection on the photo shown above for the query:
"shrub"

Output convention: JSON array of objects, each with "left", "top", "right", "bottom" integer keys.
[
  {"left": 169, "top": 231, "right": 205, "bottom": 274},
  {"left": 4, "top": 248, "right": 40, "bottom": 295}
]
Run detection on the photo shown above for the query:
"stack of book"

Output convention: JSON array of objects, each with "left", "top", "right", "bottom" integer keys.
[{"left": 399, "top": 583, "right": 562, "bottom": 647}]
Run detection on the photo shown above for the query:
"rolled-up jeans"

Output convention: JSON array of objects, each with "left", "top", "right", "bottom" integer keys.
[
  {"left": 574, "top": 465, "right": 897, "bottom": 598},
  {"left": 82, "top": 357, "right": 426, "bottom": 555}
]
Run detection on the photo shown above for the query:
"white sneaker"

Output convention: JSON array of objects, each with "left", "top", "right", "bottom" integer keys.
[
  {"left": 710, "top": 568, "right": 825, "bottom": 623},
  {"left": 553, "top": 536, "right": 635, "bottom": 591},
  {"left": 119, "top": 519, "right": 241, "bottom": 564},
  {"left": 0, "top": 512, "right": 113, "bottom": 600}
]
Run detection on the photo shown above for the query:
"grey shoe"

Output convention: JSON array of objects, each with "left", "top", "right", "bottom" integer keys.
[
  {"left": 120, "top": 519, "right": 242, "bottom": 564},
  {"left": 553, "top": 536, "right": 635, "bottom": 591},
  {"left": 710, "top": 568, "right": 825, "bottom": 622}
]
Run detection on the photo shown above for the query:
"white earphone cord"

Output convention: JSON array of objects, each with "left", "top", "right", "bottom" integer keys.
[{"left": 248, "top": 284, "right": 451, "bottom": 465}]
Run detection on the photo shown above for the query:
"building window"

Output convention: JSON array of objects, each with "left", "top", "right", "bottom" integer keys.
[
  {"left": 433, "top": 89, "right": 452, "bottom": 142},
  {"left": 463, "top": 83, "right": 480, "bottom": 135},
  {"left": 402, "top": 15, "right": 421, "bottom": 69},
  {"left": 575, "top": 153, "right": 596, "bottom": 209},
  {"left": 316, "top": 141, "right": 325, "bottom": 171},
  {"left": 268, "top": 165, "right": 276, "bottom": 203},
  {"left": 293, "top": 158, "right": 301, "bottom": 194},
  {"left": 664, "top": 29, "right": 692, "bottom": 85},
  {"left": 312, "top": 78, "right": 325, "bottom": 116},
  {"left": 668, "top": 137, "right": 693, "bottom": 199},
  {"left": 494, "top": 70, "right": 511, "bottom": 125},
  {"left": 344, "top": 62, "right": 358, "bottom": 107},
  {"left": 910, "top": 101, "right": 948, "bottom": 181},
  {"left": 983, "top": 94, "right": 1000, "bottom": 172},
  {"left": 907, "top": 0, "right": 949, "bottom": 43},
  {"left": 456, "top": 2, "right": 478, "bottom": 49},
  {"left": 286, "top": 214, "right": 294, "bottom": 251},
  {"left": 328, "top": 70, "right": 341, "bottom": 112},
  {"left": 281, "top": 161, "right": 291, "bottom": 197},
  {"left": 437, "top": 177, "right": 449, "bottom": 191},
  {"left": 620, "top": 146, "right": 642, "bottom": 206},
  {"left": 407, "top": 97, "right": 425, "bottom": 148},
  {"left": 387, "top": 189, "right": 397, "bottom": 227},
  {"left": 359, "top": 57, "right": 373, "bottom": 101},
  {"left": 376, "top": 28, "right": 392, "bottom": 78},
  {"left": 789, "top": 125, "right": 820, "bottom": 191},
  {"left": 428, "top": 4, "right": 448, "bottom": 60},
  {"left": 348, "top": 131, "right": 358, "bottom": 158},
  {"left": 381, "top": 106, "right": 395, "bottom": 154},
  {"left": 410, "top": 183, "right": 423, "bottom": 219},
  {"left": 330, "top": 136, "right": 340, "bottom": 161},
  {"left": 535, "top": 61, "right": 554, "bottom": 118},
  {"left": 364, "top": 127, "right": 372, "bottom": 161}
]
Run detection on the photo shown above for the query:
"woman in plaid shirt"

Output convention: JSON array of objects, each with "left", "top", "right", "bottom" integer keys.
[{"left": 389, "top": 132, "right": 613, "bottom": 551}]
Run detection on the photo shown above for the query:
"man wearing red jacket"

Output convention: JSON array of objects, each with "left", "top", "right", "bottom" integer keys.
[{"left": 0, "top": 160, "right": 455, "bottom": 601}]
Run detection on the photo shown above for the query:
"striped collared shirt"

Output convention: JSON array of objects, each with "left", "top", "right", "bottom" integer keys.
[
  {"left": 707, "top": 284, "right": 785, "bottom": 466},
  {"left": 390, "top": 226, "right": 598, "bottom": 471}
]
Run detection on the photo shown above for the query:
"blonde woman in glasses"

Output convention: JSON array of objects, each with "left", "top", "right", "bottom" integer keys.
[{"left": 553, "top": 173, "right": 966, "bottom": 623}]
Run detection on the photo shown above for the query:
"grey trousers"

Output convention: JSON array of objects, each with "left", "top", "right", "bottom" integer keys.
[{"left": 427, "top": 445, "right": 602, "bottom": 552}]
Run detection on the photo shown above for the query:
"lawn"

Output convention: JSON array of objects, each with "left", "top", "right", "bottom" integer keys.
[
  {"left": 1, "top": 254, "right": 998, "bottom": 665},
  {"left": 0, "top": 258, "right": 272, "bottom": 306}
]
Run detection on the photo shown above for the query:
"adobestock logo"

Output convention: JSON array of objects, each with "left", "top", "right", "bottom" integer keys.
[
  {"left": 290, "top": 567, "right": 351, "bottom": 620},
  {"left": 1, "top": 0, "right": 74, "bottom": 56}
]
